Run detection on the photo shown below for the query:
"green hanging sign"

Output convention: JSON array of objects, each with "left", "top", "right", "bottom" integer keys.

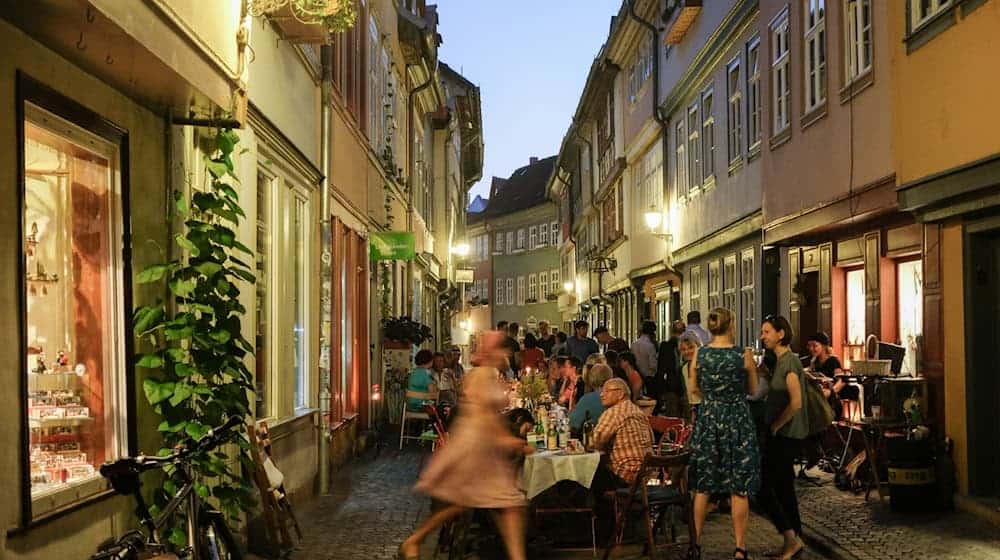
[{"left": 370, "top": 231, "right": 416, "bottom": 260}]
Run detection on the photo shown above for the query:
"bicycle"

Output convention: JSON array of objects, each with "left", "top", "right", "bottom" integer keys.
[{"left": 90, "top": 415, "right": 245, "bottom": 560}]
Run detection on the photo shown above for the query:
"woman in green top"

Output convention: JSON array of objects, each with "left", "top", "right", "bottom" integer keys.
[{"left": 758, "top": 316, "right": 807, "bottom": 560}]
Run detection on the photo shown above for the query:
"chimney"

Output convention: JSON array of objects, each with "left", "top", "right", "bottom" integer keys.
[{"left": 529, "top": 156, "right": 539, "bottom": 165}]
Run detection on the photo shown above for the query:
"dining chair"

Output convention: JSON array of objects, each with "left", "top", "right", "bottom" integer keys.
[
  {"left": 399, "top": 390, "right": 438, "bottom": 450},
  {"left": 602, "top": 450, "right": 695, "bottom": 560},
  {"left": 648, "top": 416, "right": 692, "bottom": 453}
]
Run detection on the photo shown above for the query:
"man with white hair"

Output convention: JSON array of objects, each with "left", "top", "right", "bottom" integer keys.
[{"left": 589, "top": 376, "right": 654, "bottom": 540}]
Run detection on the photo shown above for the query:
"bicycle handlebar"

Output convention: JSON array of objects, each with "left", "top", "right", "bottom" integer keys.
[{"left": 100, "top": 416, "right": 245, "bottom": 477}]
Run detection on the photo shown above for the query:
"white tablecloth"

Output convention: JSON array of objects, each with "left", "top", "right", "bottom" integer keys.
[{"left": 520, "top": 450, "right": 601, "bottom": 500}]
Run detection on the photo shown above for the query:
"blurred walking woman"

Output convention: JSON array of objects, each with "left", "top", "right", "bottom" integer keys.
[
  {"left": 688, "top": 308, "right": 760, "bottom": 560},
  {"left": 758, "top": 316, "right": 808, "bottom": 560},
  {"left": 399, "top": 331, "right": 531, "bottom": 560}
]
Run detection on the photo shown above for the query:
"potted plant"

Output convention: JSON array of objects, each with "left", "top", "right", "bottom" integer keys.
[
  {"left": 382, "top": 316, "right": 433, "bottom": 348},
  {"left": 545, "top": 292, "right": 559, "bottom": 302}
]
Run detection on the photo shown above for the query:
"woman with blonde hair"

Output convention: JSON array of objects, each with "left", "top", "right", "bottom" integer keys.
[
  {"left": 400, "top": 330, "right": 532, "bottom": 560},
  {"left": 687, "top": 308, "right": 761, "bottom": 560}
]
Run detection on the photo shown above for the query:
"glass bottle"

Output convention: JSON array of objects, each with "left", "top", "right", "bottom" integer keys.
[
  {"left": 547, "top": 422, "right": 558, "bottom": 450},
  {"left": 582, "top": 411, "right": 594, "bottom": 449}
]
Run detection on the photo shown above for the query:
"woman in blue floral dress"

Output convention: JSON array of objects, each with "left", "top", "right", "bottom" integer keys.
[{"left": 688, "top": 307, "right": 761, "bottom": 560}]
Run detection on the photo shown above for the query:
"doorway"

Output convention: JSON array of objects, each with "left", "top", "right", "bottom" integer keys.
[
  {"left": 966, "top": 224, "right": 1000, "bottom": 498},
  {"left": 798, "top": 271, "right": 820, "bottom": 356}
]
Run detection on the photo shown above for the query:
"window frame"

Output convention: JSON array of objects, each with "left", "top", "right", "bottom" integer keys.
[
  {"left": 909, "top": 0, "right": 952, "bottom": 31},
  {"left": 708, "top": 260, "right": 722, "bottom": 310},
  {"left": 727, "top": 55, "right": 744, "bottom": 166},
  {"left": 517, "top": 276, "right": 526, "bottom": 306},
  {"left": 675, "top": 119, "right": 688, "bottom": 200},
  {"left": 506, "top": 231, "right": 514, "bottom": 254},
  {"left": 539, "top": 222, "right": 549, "bottom": 246},
  {"left": 496, "top": 278, "right": 504, "bottom": 306},
  {"left": 539, "top": 271, "right": 549, "bottom": 296},
  {"left": 746, "top": 35, "right": 762, "bottom": 151},
  {"left": 18, "top": 83, "right": 136, "bottom": 524},
  {"left": 739, "top": 248, "right": 756, "bottom": 347},
  {"left": 528, "top": 273, "right": 537, "bottom": 301},
  {"left": 689, "top": 265, "right": 703, "bottom": 313},
  {"left": 770, "top": 8, "right": 792, "bottom": 136},
  {"left": 686, "top": 102, "right": 702, "bottom": 195},
  {"left": 550, "top": 269, "right": 560, "bottom": 297},
  {"left": 551, "top": 221, "right": 560, "bottom": 245},
  {"left": 506, "top": 278, "right": 514, "bottom": 306},
  {"left": 844, "top": 0, "right": 873, "bottom": 83},
  {"left": 803, "top": 0, "right": 827, "bottom": 114},
  {"left": 701, "top": 85, "right": 716, "bottom": 185},
  {"left": 529, "top": 225, "right": 537, "bottom": 250},
  {"left": 495, "top": 231, "right": 504, "bottom": 254}
]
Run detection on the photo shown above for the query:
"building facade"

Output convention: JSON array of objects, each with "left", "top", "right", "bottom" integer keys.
[{"left": 893, "top": 0, "right": 1000, "bottom": 504}]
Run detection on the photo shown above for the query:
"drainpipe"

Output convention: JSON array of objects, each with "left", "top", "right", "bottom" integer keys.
[
  {"left": 406, "top": 62, "right": 437, "bottom": 315},
  {"left": 318, "top": 44, "right": 333, "bottom": 496},
  {"left": 627, "top": 0, "right": 669, "bottom": 322}
]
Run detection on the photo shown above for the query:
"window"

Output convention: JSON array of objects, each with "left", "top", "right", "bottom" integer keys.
[
  {"left": 628, "top": 37, "right": 654, "bottom": 104},
  {"left": 771, "top": 10, "right": 791, "bottom": 134},
  {"left": 517, "top": 276, "right": 526, "bottom": 305},
  {"left": 23, "top": 101, "right": 129, "bottom": 513},
  {"left": 701, "top": 86, "right": 716, "bottom": 182},
  {"left": 687, "top": 103, "right": 702, "bottom": 191},
  {"left": 551, "top": 221, "right": 560, "bottom": 244},
  {"left": 516, "top": 229, "right": 525, "bottom": 250},
  {"left": 292, "top": 194, "right": 309, "bottom": 410},
  {"left": 602, "top": 189, "right": 621, "bottom": 244},
  {"left": 846, "top": 268, "right": 865, "bottom": 344},
  {"left": 496, "top": 278, "right": 504, "bottom": 305},
  {"left": 747, "top": 36, "right": 762, "bottom": 148},
  {"left": 528, "top": 274, "right": 538, "bottom": 301},
  {"left": 897, "top": 260, "right": 923, "bottom": 375},
  {"left": 638, "top": 144, "right": 664, "bottom": 215},
  {"left": 690, "top": 265, "right": 703, "bottom": 313},
  {"left": 529, "top": 226, "right": 537, "bottom": 250},
  {"left": 539, "top": 271, "right": 549, "bottom": 296},
  {"left": 727, "top": 57, "right": 743, "bottom": 164},
  {"left": 539, "top": 223, "right": 549, "bottom": 245},
  {"left": 845, "top": 0, "right": 872, "bottom": 81},
  {"left": 550, "top": 269, "right": 560, "bottom": 296},
  {"left": 495, "top": 232, "right": 504, "bottom": 254},
  {"left": 803, "top": 0, "right": 827, "bottom": 113},
  {"left": 256, "top": 172, "right": 272, "bottom": 418},
  {"left": 506, "top": 278, "right": 514, "bottom": 306},
  {"left": 723, "top": 254, "right": 738, "bottom": 319},
  {"left": 910, "top": 0, "right": 951, "bottom": 30},
  {"left": 708, "top": 260, "right": 721, "bottom": 310},
  {"left": 675, "top": 120, "right": 688, "bottom": 199},
  {"left": 740, "top": 249, "right": 756, "bottom": 347},
  {"left": 506, "top": 231, "right": 514, "bottom": 254}
]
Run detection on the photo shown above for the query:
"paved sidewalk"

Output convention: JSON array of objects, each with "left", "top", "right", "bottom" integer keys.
[
  {"left": 285, "top": 445, "right": 829, "bottom": 560},
  {"left": 796, "top": 469, "right": 1000, "bottom": 560}
]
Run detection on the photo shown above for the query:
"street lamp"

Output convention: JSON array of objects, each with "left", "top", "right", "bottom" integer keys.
[
  {"left": 450, "top": 242, "right": 470, "bottom": 257},
  {"left": 644, "top": 206, "right": 672, "bottom": 241},
  {"left": 563, "top": 281, "right": 575, "bottom": 293}
]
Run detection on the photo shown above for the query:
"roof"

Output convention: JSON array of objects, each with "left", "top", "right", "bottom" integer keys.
[
  {"left": 467, "top": 194, "right": 488, "bottom": 213},
  {"left": 484, "top": 156, "right": 557, "bottom": 217}
]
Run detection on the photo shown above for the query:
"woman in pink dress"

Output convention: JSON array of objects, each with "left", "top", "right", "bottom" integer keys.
[{"left": 399, "top": 331, "right": 533, "bottom": 560}]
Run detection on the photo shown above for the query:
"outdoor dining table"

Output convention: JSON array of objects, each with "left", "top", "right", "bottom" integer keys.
[{"left": 520, "top": 449, "right": 601, "bottom": 500}]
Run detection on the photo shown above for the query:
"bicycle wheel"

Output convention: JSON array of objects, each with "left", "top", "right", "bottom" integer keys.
[{"left": 199, "top": 510, "right": 243, "bottom": 560}]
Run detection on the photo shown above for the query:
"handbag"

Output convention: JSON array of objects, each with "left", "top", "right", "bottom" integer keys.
[{"left": 804, "top": 375, "right": 835, "bottom": 435}]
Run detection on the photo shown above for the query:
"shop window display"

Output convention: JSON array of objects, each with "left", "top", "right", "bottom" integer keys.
[{"left": 23, "top": 104, "right": 128, "bottom": 509}]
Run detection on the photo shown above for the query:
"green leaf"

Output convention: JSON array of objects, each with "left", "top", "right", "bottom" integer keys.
[
  {"left": 196, "top": 483, "right": 211, "bottom": 499},
  {"left": 219, "top": 183, "right": 239, "bottom": 201},
  {"left": 164, "top": 325, "right": 194, "bottom": 341},
  {"left": 143, "top": 379, "right": 176, "bottom": 406},
  {"left": 163, "top": 479, "right": 178, "bottom": 496},
  {"left": 210, "top": 329, "right": 232, "bottom": 344},
  {"left": 215, "top": 208, "right": 239, "bottom": 224},
  {"left": 169, "top": 527, "right": 187, "bottom": 548},
  {"left": 157, "top": 420, "right": 187, "bottom": 433},
  {"left": 137, "top": 353, "right": 164, "bottom": 369},
  {"left": 189, "top": 303, "right": 214, "bottom": 314},
  {"left": 212, "top": 225, "right": 236, "bottom": 247},
  {"left": 169, "top": 278, "right": 197, "bottom": 297},
  {"left": 137, "top": 263, "right": 171, "bottom": 284},
  {"left": 174, "top": 363, "right": 194, "bottom": 377},
  {"left": 217, "top": 130, "right": 238, "bottom": 154},
  {"left": 193, "top": 385, "right": 213, "bottom": 396},
  {"left": 216, "top": 277, "right": 231, "bottom": 294},
  {"left": 169, "top": 383, "right": 194, "bottom": 406},
  {"left": 174, "top": 191, "right": 189, "bottom": 217},
  {"left": 185, "top": 421, "right": 209, "bottom": 440},
  {"left": 175, "top": 233, "right": 200, "bottom": 257},
  {"left": 134, "top": 306, "right": 165, "bottom": 335},
  {"left": 206, "top": 159, "right": 229, "bottom": 179},
  {"left": 233, "top": 240, "right": 253, "bottom": 256},
  {"left": 194, "top": 261, "right": 222, "bottom": 277},
  {"left": 229, "top": 267, "right": 255, "bottom": 284},
  {"left": 165, "top": 348, "right": 189, "bottom": 363}
]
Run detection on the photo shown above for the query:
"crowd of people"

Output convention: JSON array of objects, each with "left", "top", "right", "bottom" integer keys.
[{"left": 399, "top": 310, "right": 841, "bottom": 560}]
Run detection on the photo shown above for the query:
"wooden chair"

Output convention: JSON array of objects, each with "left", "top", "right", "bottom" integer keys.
[
  {"left": 399, "top": 390, "right": 438, "bottom": 450},
  {"left": 248, "top": 421, "right": 303, "bottom": 554},
  {"left": 648, "top": 416, "right": 692, "bottom": 454},
  {"left": 602, "top": 450, "right": 695, "bottom": 560}
]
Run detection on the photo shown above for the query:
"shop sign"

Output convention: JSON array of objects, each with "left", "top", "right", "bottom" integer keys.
[
  {"left": 455, "top": 268, "right": 474, "bottom": 283},
  {"left": 370, "top": 232, "right": 416, "bottom": 260}
]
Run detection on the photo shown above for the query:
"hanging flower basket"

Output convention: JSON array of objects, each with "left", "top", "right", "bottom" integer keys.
[{"left": 382, "top": 316, "right": 433, "bottom": 346}]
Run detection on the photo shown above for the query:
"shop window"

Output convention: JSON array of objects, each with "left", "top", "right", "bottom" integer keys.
[
  {"left": 897, "top": 260, "right": 923, "bottom": 374},
  {"left": 22, "top": 99, "right": 130, "bottom": 517},
  {"left": 846, "top": 268, "right": 865, "bottom": 344},
  {"left": 255, "top": 171, "right": 273, "bottom": 418}
]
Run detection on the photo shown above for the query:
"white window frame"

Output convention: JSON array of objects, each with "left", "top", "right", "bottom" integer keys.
[
  {"left": 506, "top": 231, "right": 514, "bottom": 254},
  {"left": 739, "top": 248, "right": 756, "bottom": 347},
  {"left": 506, "top": 278, "right": 514, "bottom": 305},
  {"left": 550, "top": 269, "right": 560, "bottom": 296},
  {"left": 551, "top": 221, "right": 559, "bottom": 244},
  {"left": 517, "top": 276, "right": 526, "bottom": 305},
  {"left": 529, "top": 225, "right": 537, "bottom": 250},
  {"left": 496, "top": 278, "right": 504, "bottom": 305},
  {"left": 539, "top": 222, "right": 549, "bottom": 246},
  {"left": 747, "top": 35, "right": 762, "bottom": 149},
  {"left": 528, "top": 273, "right": 537, "bottom": 301},
  {"left": 910, "top": 0, "right": 951, "bottom": 31},
  {"left": 803, "top": 0, "right": 827, "bottom": 113},
  {"left": 495, "top": 232, "right": 504, "bottom": 254},
  {"left": 516, "top": 228, "right": 525, "bottom": 250},
  {"left": 727, "top": 56, "right": 743, "bottom": 164},
  {"left": 690, "top": 265, "right": 703, "bottom": 313},
  {"left": 687, "top": 102, "right": 702, "bottom": 193},
  {"left": 770, "top": 9, "right": 791, "bottom": 135},
  {"left": 675, "top": 119, "right": 688, "bottom": 199},
  {"left": 845, "top": 0, "right": 873, "bottom": 82},
  {"left": 701, "top": 86, "right": 716, "bottom": 183},
  {"left": 539, "top": 271, "right": 549, "bottom": 296}
]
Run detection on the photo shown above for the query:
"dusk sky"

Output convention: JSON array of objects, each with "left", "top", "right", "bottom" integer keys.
[{"left": 434, "top": 0, "right": 622, "bottom": 203}]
